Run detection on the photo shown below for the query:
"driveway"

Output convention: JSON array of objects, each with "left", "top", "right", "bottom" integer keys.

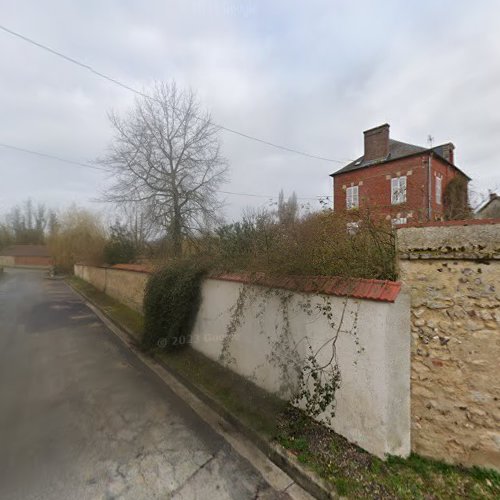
[{"left": 0, "top": 268, "right": 292, "bottom": 499}]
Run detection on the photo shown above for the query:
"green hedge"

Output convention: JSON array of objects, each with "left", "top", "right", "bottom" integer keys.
[{"left": 142, "top": 263, "right": 206, "bottom": 350}]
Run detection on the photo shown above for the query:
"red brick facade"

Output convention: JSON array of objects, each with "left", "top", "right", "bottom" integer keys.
[
  {"left": 14, "top": 256, "right": 53, "bottom": 267},
  {"left": 331, "top": 125, "right": 470, "bottom": 224}
]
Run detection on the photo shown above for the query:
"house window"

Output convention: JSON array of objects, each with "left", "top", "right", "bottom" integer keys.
[
  {"left": 346, "top": 185, "right": 359, "bottom": 209},
  {"left": 392, "top": 217, "right": 407, "bottom": 227},
  {"left": 436, "top": 175, "right": 442, "bottom": 205},
  {"left": 391, "top": 176, "right": 407, "bottom": 204}
]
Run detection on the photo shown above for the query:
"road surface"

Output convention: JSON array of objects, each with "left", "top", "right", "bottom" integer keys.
[{"left": 0, "top": 268, "right": 293, "bottom": 499}]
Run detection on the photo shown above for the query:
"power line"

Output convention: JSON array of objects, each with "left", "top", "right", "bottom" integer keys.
[
  {"left": 0, "top": 141, "right": 329, "bottom": 201},
  {"left": 0, "top": 23, "right": 349, "bottom": 165},
  {"left": 218, "top": 189, "right": 329, "bottom": 201},
  {"left": 0, "top": 142, "right": 108, "bottom": 171}
]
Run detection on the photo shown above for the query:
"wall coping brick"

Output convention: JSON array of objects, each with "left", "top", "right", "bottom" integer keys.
[
  {"left": 209, "top": 272, "right": 401, "bottom": 302},
  {"left": 75, "top": 264, "right": 402, "bottom": 302}
]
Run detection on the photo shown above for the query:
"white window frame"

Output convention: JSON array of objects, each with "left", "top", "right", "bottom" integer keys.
[
  {"left": 346, "top": 185, "right": 359, "bottom": 209},
  {"left": 391, "top": 217, "right": 407, "bottom": 227},
  {"left": 391, "top": 176, "right": 407, "bottom": 205},
  {"left": 435, "top": 175, "right": 442, "bottom": 205}
]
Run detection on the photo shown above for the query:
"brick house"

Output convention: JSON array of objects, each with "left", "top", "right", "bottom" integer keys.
[
  {"left": 0, "top": 245, "right": 53, "bottom": 268},
  {"left": 330, "top": 124, "right": 471, "bottom": 225}
]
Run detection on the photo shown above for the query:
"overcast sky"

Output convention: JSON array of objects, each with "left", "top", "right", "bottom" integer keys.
[{"left": 1, "top": 0, "right": 499, "bottom": 221}]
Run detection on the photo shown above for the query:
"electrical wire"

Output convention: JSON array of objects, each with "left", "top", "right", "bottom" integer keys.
[
  {"left": 0, "top": 141, "right": 330, "bottom": 201},
  {"left": 0, "top": 24, "right": 350, "bottom": 164},
  {"left": 0, "top": 142, "right": 108, "bottom": 171}
]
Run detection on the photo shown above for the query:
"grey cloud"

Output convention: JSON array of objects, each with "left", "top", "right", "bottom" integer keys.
[{"left": 0, "top": 0, "right": 499, "bottom": 220}]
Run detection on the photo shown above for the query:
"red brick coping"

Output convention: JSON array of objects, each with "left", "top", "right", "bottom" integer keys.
[
  {"left": 75, "top": 264, "right": 401, "bottom": 302},
  {"left": 111, "top": 263, "right": 154, "bottom": 273},
  {"left": 209, "top": 272, "right": 401, "bottom": 303}
]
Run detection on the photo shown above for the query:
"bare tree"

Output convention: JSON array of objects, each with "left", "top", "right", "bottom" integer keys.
[
  {"left": 277, "top": 189, "right": 298, "bottom": 226},
  {"left": 114, "top": 201, "right": 160, "bottom": 252},
  {"left": 99, "top": 81, "right": 228, "bottom": 256}
]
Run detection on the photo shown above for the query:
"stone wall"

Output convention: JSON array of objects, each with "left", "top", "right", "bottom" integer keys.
[
  {"left": 105, "top": 268, "right": 149, "bottom": 313},
  {"left": 74, "top": 220, "right": 500, "bottom": 471},
  {"left": 74, "top": 264, "right": 148, "bottom": 313},
  {"left": 397, "top": 219, "right": 500, "bottom": 471}
]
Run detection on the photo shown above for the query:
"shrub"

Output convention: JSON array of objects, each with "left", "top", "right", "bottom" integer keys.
[
  {"left": 104, "top": 222, "right": 138, "bottom": 265},
  {"left": 197, "top": 208, "right": 396, "bottom": 281},
  {"left": 142, "top": 262, "right": 206, "bottom": 350},
  {"left": 47, "top": 206, "right": 106, "bottom": 273},
  {"left": 444, "top": 176, "right": 471, "bottom": 220}
]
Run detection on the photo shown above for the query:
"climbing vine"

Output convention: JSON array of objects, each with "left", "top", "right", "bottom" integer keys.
[{"left": 219, "top": 282, "right": 361, "bottom": 422}]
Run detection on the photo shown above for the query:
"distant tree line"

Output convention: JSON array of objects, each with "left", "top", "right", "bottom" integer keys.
[{"left": 0, "top": 199, "right": 58, "bottom": 249}]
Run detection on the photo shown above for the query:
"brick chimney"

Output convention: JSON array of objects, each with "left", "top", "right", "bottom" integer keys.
[
  {"left": 440, "top": 143, "right": 455, "bottom": 164},
  {"left": 363, "top": 123, "right": 390, "bottom": 162}
]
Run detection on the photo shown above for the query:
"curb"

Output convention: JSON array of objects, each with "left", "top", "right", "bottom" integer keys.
[
  {"left": 66, "top": 279, "right": 141, "bottom": 343},
  {"left": 154, "top": 354, "right": 338, "bottom": 500},
  {"left": 66, "top": 279, "right": 338, "bottom": 500}
]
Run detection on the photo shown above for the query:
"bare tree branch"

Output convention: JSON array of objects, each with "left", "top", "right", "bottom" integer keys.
[{"left": 97, "top": 81, "right": 228, "bottom": 255}]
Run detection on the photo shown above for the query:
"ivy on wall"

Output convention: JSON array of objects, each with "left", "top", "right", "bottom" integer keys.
[
  {"left": 142, "top": 263, "right": 206, "bottom": 350},
  {"left": 219, "top": 283, "right": 361, "bottom": 422}
]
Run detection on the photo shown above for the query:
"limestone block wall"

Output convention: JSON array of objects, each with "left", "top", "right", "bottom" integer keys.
[{"left": 398, "top": 220, "right": 500, "bottom": 471}]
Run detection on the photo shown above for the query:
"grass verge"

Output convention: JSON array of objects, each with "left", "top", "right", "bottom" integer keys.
[
  {"left": 159, "top": 348, "right": 499, "bottom": 499},
  {"left": 158, "top": 348, "right": 287, "bottom": 438},
  {"left": 276, "top": 406, "right": 499, "bottom": 499},
  {"left": 67, "top": 276, "right": 500, "bottom": 499},
  {"left": 66, "top": 276, "right": 143, "bottom": 342}
]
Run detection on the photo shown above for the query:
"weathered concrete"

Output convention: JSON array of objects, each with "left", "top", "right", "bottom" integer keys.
[
  {"left": 398, "top": 221, "right": 500, "bottom": 471},
  {"left": 190, "top": 278, "right": 411, "bottom": 459},
  {"left": 0, "top": 269, "right": 294, "bottom": 499},
  {"left": 74, "top": 264, "right": 148, "bottom": 313}
]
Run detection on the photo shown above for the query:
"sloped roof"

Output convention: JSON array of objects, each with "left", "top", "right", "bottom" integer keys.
[
  {"left": 476, "top": 194, "right": 499, "bottom": 214},
  {"left": 331, "top": 139, "right": 471, "bottom": 179},
  {"left": 0, "top": 245, "right": 51, "bottom": 257}
]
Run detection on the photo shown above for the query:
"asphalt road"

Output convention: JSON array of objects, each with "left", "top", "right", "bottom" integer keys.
[{"left": 0, "top": 268, "right": 291, "bottom": 499}]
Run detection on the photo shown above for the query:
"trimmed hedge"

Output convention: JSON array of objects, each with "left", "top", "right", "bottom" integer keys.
[{"left": 142, "top": 262, "right": 206, "bottom": 350}]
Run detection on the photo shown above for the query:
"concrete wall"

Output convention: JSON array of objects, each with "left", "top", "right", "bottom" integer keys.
[
  {"left": 0, "top": 256, "right": 15, "bottom": 267},
  {"left": 398, "top": 220, "right": 500, "bottom": 471},
  {"left": 105, "top": 268, "right": 149, "bottom": 313},
  {"left": 75, "top": 220, "right": 500, "bottom": 472},
  {"left": 190, "top": 278, "right": 411, "bottom": 459},
  {"left": 74, "top": 264, "right": 147, "bottom": 313}
]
